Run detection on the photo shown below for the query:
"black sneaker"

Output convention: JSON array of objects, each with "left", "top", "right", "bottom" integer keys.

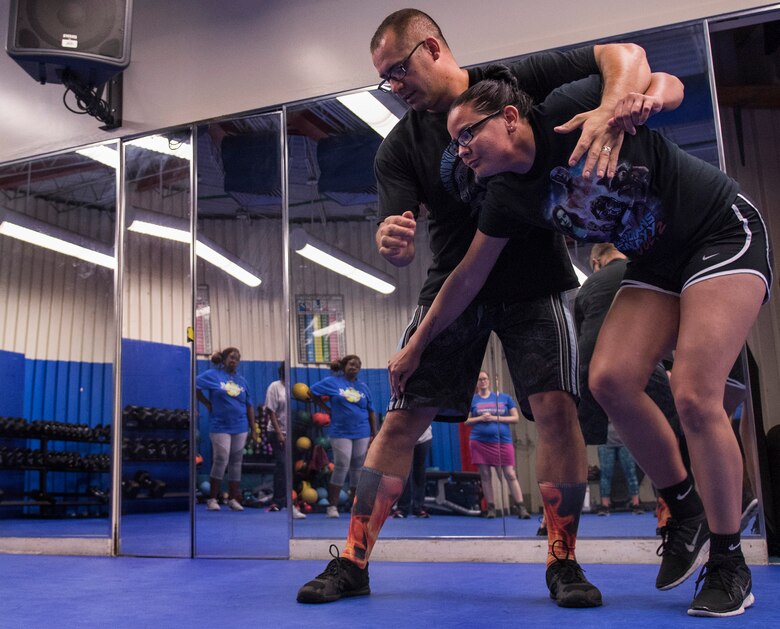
[
  {"left": 687, "top": 554, "right": 755, "bottom": 617},
  {"left": 655, "top": 512, "right": 710, "bottom": 590},
  {"left": 296, "top": 545, "right": 370, "bottom": 604},
  {"left": 596, "top": 505, "right": 609, "bottom": 517},
  {"left": 545, "top": 541, "right": 603, "bottom": 608}
]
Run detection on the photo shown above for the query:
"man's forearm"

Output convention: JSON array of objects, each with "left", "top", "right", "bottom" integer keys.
[{"left": 593, "top": 43, "right": 651, "bottom": 107}]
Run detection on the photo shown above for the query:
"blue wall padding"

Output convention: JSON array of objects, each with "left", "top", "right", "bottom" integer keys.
[
  {"left": 0, "top": 350, "right": 26, "bottom": 512},
  {"left": 121, "top": 339, "right": 190, "bottom": 409},
  {"left": 430, "top": 423, "right": 463, "bottom": 471},
  {"left": 0, "top": 349, "right": 25, "bottom": 417}
]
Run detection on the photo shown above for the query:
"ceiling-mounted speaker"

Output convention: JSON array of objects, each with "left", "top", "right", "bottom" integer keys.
[{"left": 6, "top": 0, "right": 133, "bottom": 86}]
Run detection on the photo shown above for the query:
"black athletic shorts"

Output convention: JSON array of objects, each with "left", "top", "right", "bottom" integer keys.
[
  {"left": 386, "top": 292, "right": 579, "bottom": 421},
  {"left": 621, "top": 194, "right": 773, "bottom": 303}
]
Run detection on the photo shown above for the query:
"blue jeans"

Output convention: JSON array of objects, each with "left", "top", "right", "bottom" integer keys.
[{"left": 598, "top": 444, "right": 639, "bottom": 499}]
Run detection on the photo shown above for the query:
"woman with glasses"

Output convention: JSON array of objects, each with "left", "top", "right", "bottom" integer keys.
[
  {"left": 387, "top": 65, "right": 772, "bottom": 618},
  {"left": 468, "top": 371, "right": 530, "bottom": 519}
]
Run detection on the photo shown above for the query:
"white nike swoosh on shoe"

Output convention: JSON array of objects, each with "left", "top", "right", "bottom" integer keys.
[
  {"left": 685, "top": 523, "right": 702, "bottom": 553},
  {"left": 677, "top": 485, "right": 693, "bottom": 500},
  {"left": 729, "top": 543, "right": 741, "bottom": 551},
  {"left": 702, "top": 253, "right": 719, "bottom": 261}
]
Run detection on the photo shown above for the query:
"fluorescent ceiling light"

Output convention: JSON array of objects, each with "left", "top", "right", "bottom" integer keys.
[
  {"left": 128, "top": 218, "right": 189, "bottom": 243},
  {"left": 76, "top": 145, "right": 119, "bottom": 169},
  {"left": 128, "top": 209, "right": 261, "bottom": 287},
  {"left": 337, "top": 92, "right": 399, "bottom": 138},
  {"left": 0, "top": 208, "right": 115, "bottom": 269},
  {"left": 195, "top": 240, "right": 261, "bottom": 287},
  {"left": 125, "top": 135, "right": 192, "bottom": 160},
  {"left": 312, "top": 319, "right": 346, "bottom": 338},
  {"left": 290, "top": 227, "right": 395, "bottom": 294}
]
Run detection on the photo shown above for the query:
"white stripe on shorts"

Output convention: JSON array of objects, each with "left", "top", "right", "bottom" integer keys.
[{"left": 549, "top": 291, "right": 579, "bottom": 397}]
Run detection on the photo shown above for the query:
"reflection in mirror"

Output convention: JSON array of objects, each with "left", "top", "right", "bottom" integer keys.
[
  {"left": 284, "top": 95, "right": 507, "bottom": 540},
  {"left": 708, "top": 8, "right": 780, "bottom": 543},
  {"left": 0, "top": 144, "right": 117, "bottom": 538},
  {"left": 193, "top": 112, "right": 288, "bottom": 558},
  {"left": 119, "top": 129, "right": 192, "bottom": 556}
]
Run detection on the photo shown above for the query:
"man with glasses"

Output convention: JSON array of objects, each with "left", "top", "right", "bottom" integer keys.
[{"left": 297, "top": 8, "right": 653, "bottom": 607}]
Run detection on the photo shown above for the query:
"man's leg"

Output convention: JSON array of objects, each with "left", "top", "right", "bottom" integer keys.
[
  {"left": 497, "top": 293, "right": 601, "bottom": 608},
  {"left": 532, "top": 391, "right": 602, "bottom": 608}
]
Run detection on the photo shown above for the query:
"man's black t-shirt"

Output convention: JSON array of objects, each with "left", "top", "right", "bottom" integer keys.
[
  {"left": 375, "top": 49, "right": 599, "bottom": 305},
  {"left": 479, "top": 75, "right": 740, "bottom": 271}
]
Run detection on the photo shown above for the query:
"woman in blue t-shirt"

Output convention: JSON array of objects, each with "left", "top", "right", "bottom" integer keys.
[
  {"left": 467, "top": 371, "right": 530, "bottom": 519},
  {"left": 196, "top": 347, "right": 256, "bottom": 512},
  {"left": 309, "top": 355, "right": 378, "bottom": 518}
]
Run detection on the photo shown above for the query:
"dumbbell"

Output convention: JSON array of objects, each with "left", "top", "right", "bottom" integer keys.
[
  {"left": 87, "top": 486, "right": 109, "bottom": 503},
  {"left": 29, "top": 489, "right": 56, "bottom": 504},
  {"left": 134, "top": 470, "right": 167, "bottom": 498},
  {"left": 123, "top": 478, "right": 140, "bottom": 499}
]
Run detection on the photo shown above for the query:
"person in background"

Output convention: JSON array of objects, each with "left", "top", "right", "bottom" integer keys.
[
  {"left": 393, "top": 425, "right": 433, "bottom": 518},
  {"left": 596, "top": 422, "right": 644, "bottom": 515},
  {"left": 468, "top": 371, "right": 530, "bottom": 519},
  {"left": 196, "top": 347, "right": 255, "bottom": 512},
  {"left": 265, "top": 363, "right": 306, "bottom": 520},
  {"left": 309, "top": 355, "right": 378, "bottom": 518}
]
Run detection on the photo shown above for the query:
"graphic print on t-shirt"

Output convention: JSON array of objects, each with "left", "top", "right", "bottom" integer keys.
[
  {"left": 339, "top": 386, "right": 364, "bottom": 404},
  {"left": 221, "top": 380, "right": 243, "bottom": 397},
  {"left": 546, "top": 161, "right": 667, "bottom": 255}
]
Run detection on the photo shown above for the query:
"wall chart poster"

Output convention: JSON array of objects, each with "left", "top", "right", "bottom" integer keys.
[{"left": 295, "top": 295, "right": 346, "bottom": 364}]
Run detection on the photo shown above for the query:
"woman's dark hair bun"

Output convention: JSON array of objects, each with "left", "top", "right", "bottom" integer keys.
[
  {"left": 210, "top": 351, "right": 223, "bottom": 365},
  {"left": 482, "top": 64, "right": 518, "bottom": 90}
]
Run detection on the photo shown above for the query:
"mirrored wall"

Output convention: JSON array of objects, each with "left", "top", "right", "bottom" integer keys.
[
  {"left": 0, "top": 143, "right": 117, "bottom": 538},
  {"left": 192, "top": 112, "right": 288, "bottom": 558},
  {"left": 119, "top": 129, "right": 193, "bottom": 557}
]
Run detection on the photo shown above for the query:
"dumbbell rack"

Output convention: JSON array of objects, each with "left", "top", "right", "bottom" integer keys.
[
  {"left": 121, "top": 406, "right": 190, "bottom": 512},
  {"left": 0, "top": 418, "right": 111, "bottom": 519}
]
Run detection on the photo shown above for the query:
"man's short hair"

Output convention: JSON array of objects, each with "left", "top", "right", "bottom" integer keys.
[
  {"left": 370, "top": 8, "right": 448, "bottom": 52},
  {"left": 589, "top": 242, "right": 621, "bottom": 270}
]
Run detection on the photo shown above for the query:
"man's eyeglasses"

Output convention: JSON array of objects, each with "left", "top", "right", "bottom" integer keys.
[
  {"left": 377, "top": 40, "right": 426, "bottom": 92},
  {"left": 452, "top": 110, "right": 502, "bottom": 148}
]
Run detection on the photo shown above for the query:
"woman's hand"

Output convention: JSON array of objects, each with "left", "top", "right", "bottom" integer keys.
[
  {"left": 554, "top": 105, "right": 624, "bottom": 179},
  {"left": 387, "top": 343, "right": 423, "bottom": 398}
]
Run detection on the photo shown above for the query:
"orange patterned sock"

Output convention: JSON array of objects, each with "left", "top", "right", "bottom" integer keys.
[
  {"left": 342, "top": 467, "right": 404, "bottom": 569},
  {"left": 539, "top": 481, "right": 586, "bottom": 567},
  {"left": 656, "top": 495, "right": 671, "bottom": 531}
]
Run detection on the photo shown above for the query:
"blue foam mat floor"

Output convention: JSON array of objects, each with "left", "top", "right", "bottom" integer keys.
[{"left": 1, "top": 554, "right": 779, "bottom": 628}]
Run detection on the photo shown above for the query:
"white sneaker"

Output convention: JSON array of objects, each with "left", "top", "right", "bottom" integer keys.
[
  {"left": 206, "top": 498, "right": 220, "bottom": 511},
  {"left": 227, "top": 499, "right": 244, "bottom": 511},
  {"left": 326, "top": 505, "right": 339, "bottom": 518},
  {"left": 292, "top": 505, "right": 306, "bottom": 520}
]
